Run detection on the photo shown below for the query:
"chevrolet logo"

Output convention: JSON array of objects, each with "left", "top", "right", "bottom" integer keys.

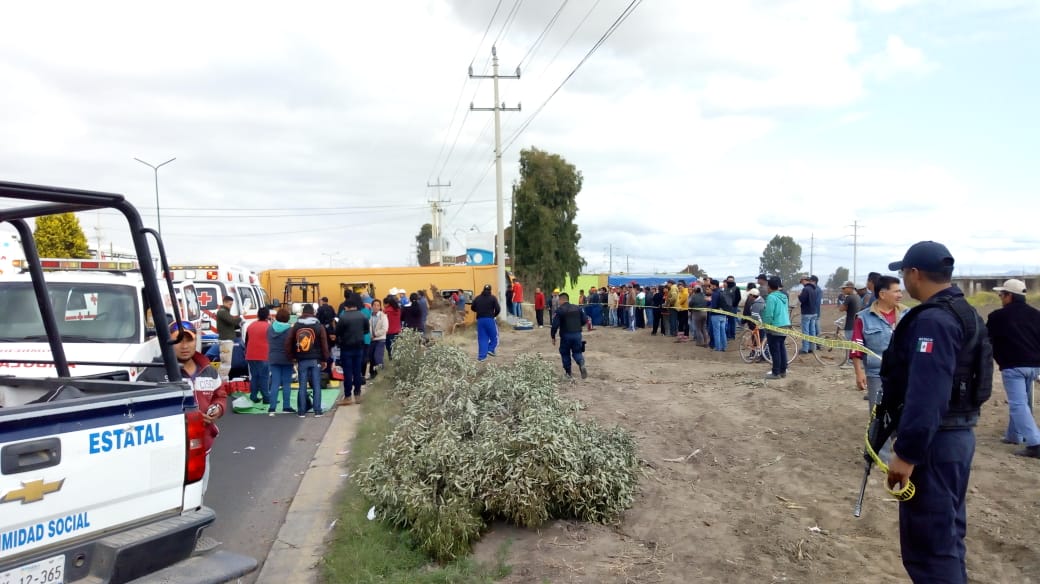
[{"left": 1, "top": 478, "right": 65, "bottom": 504}]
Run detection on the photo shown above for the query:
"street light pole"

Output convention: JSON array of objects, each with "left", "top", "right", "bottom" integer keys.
[{"left": 134, "top": 157, "right": 176, "bottom": 238}]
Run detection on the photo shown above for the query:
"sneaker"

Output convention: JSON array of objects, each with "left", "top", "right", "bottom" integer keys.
[
  {"left": 269, "top": 412, "right": 275, "bottom": 417},
  {"left": 564, "top": 373, "right": 573, "bottom": 380},
  {"left": 763, "top": 373, "right": 783, "bottom": 380},
  {"left": 579, "top": 364, "right": 588, "bottom": 380},
  {"left": 487, "top": 351, "right": 496, "bottom": 357},
  {"left": 1013, "top": 445, "right": 1040, "bottom": 459},
  {"left": 267, "top": 408, "right": 276, "bottom": 414},
  {"left": 298, "top": 414, "right": 306, "bottom": 419},
  {"left": 354, "top": 395, "right": 363, "bottom": 405},
  {"left": 283, "top": 407, "right": 297, "bottom": 414},
  {"left": 314, "top": 411, "right": 324, "bottom": 418},
  {"left": 1001, "top": 437, "right": 1021, "bottom": 445},
  {"left": 336, "top": 398, "right": 352, "bottom": 407}
]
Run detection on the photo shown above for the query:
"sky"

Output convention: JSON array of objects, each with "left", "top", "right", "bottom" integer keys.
[{"left": 0, "top": 0, "right": 1037, "bottom": 285}]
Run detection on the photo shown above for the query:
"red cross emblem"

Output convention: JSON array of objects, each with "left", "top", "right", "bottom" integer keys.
[{"left": 198, "top": 291, "right": 213, "bottom": 305}]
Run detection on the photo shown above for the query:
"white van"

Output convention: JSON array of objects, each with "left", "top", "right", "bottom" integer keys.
[{"left": 0, "top": 259, "right": 202, "bottom": 381}]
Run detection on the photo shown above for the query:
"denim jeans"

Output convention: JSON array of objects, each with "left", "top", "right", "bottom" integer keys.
[
  {"left": 1001, "top": 367, "right": 1040, "bottom": 446},
  {"left": 513, "top": 302, "right": 523, "bottom": 318},
  {"left": 626, "top": 306, "right": 635, "bottom": 331},
  {"left": 726, "top": 313, "right": 736, "bottom": 339},
  {"left": 270, "top": 363, "right": 294, "bottom": 411},
  {"left": 609, "top": 307, "right": 618, "bottom": 327},
  {"left": 297, "top": 359, "right": 322, "bottom": 414},
  {"left": 710, "top": 313, "right": 728, "bottom": 351},
  {"left": 801, "top": 314, "right": 819, "bottom": 353},
  {"left": 669, "top": 310, "right": 678, "bottom": 336},
  {"left": 369, "top": 340, "right": 386, "bottom": 370},
  {"left": 247, "top": 360, "right": 270, "bottom": 402},
  {"left": 340, "top": 347, "right": 365, "bottom": 397}
]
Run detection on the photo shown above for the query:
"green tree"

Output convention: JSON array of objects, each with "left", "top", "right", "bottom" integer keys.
[
  {"left": 759, "top": 235, "right": 803, "bottom": 288},
  {"left": 508, "top": 147, "right": 586, "bottom": 290},
  {"left": 33, "top": 213, "right": 90, "bottom": 258},
  {"left": 415, "top": 223, "right": 432, "bottom": 266},
  {"left": 826, "top": 266, "right": 850, "bottom": 291}
]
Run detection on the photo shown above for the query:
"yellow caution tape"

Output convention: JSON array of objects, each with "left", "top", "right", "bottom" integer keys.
[
  {"left": 863, "top": 405, "right": 915, "bottom": 501},
  {"left": 569, "top": 302, "right": 879, "bottom": 358}
]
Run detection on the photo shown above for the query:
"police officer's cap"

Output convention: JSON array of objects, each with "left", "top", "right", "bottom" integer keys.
[{"left": 888, "top": 241, "right": 955, "bottom": 272}]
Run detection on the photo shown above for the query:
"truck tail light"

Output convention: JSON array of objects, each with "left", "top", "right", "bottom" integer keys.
[{"left": 185, "top": 410, "right": 207, "bottom": 483}]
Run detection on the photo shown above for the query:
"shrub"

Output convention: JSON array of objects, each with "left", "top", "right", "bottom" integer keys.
[{"left": 357, "top": 333, "right": 639, "bottom": 561}]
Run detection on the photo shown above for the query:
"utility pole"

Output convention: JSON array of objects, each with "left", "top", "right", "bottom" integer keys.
[
  {"left": 510, "top": 195, "right": 517, "bottom": 271},
  {"left": 626, "top": 255, "right": 630, "bottom": 274},
  {"left": 470, "top": 46, "right": 520, "bottom": 321},
  {"left": 809, "top": 233, "right": 814, "bottom": 276},
  {"left": 607, "top": 244, "right": 614, "bottom": 274},
  {"left": 848, "top": 220, "right": 862, "bottom": 284},
  {"left": 427, "top": 178, "right": 451, "bottom": 265}
]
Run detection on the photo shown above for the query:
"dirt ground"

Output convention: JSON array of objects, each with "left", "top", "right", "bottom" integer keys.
[{"left": 467, "top": 306, "right": 1040, "bottom": 584}]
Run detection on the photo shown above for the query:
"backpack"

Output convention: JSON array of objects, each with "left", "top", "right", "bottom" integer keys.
[{"left": 936, "top": 295, "right": 993, "bottom": 411}]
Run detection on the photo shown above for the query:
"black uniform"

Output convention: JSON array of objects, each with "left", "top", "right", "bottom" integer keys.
[
  {"left": 551, "top": 303, "right": 587, "bottom": 377},
  {"left": 881, "top": 287, "right": 989, "bottom": 582}
]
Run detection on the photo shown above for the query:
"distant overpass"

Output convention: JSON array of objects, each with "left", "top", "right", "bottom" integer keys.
[{"left": 952, "top": 274, "right": 1040, "bottom": 295}]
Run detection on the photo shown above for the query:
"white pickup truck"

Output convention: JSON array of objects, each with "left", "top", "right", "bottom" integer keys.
[{"left": 0, "top": 181, "right": 256, "bottom": 583}]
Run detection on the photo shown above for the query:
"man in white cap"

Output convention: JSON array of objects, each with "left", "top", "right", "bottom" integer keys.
[{"left": 986, "top": 278, "right": 1040, "bottom": 459}]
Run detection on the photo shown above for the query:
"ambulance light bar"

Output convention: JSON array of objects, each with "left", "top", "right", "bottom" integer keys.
[{"left": 13, "top": 258, "right": 140, "bottom": 271}]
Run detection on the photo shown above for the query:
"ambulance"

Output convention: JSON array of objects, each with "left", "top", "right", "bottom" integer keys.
[
  {"left": 169, "top": 264, "right": 267, "bottom": 342},
  {"left": 0, "top": 258, "right": 203, "bottom": 381}
]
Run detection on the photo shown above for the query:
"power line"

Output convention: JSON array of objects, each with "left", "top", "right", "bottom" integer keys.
[
  {"left": 493, "top": 0, "right": 525, "bottom": 47},
  {"left": 426, "top": 0, "right": 506, "bottom": 184},
  {"left": 519, "top": 0, "right": 570, "bottom": 67},
  {"left": 504, "top": 0, "right": 643, "bottom": 153}
]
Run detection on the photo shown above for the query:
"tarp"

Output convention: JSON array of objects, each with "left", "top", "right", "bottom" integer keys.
[{"left": 606, "top": 274, "right": 695, "bottom": 287}]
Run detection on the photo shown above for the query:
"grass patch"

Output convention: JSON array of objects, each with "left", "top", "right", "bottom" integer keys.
[{"left": 322, "top": 374, "right": 512, "bottom": 584}]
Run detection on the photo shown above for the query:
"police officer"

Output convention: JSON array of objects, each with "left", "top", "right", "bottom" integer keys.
[
  {"left": 551, "top": 292, "right": 589, "bottom": 380},
  {"left": 882, "top": 241, "right": 990, "bottom": 583}
]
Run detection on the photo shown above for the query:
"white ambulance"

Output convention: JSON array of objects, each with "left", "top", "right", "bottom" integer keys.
[
  {"left": 0, "top": 258, "right": 203, "bottom": 381},
  {"left": 169, "top": 264, "right": 267, "bottom": 342}
]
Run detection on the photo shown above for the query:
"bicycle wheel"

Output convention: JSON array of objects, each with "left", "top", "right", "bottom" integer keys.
[
  {"left": 784, "top": 333, "right": 798, "bottom": 363},
  {"left": 813, "top": 332, "right": 849, "bottom": 366},
  {"left": 739, "top": 329, "right": 757, "bottom": 363}
]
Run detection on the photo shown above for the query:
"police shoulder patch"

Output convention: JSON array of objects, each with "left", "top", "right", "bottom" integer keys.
[{"left": 916, "top": 337, "right": 934, "bottom": 353}]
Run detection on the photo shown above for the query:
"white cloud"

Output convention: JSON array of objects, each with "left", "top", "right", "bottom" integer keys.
[
  {"left": 0, "top": 0, "right": 1032, "bottom": 281},
  {"left": 860, "top": 35, "right": 938, "bottom": 80},
  {"left": 859, "top": 0, "right": 926, "bottom": 12}
]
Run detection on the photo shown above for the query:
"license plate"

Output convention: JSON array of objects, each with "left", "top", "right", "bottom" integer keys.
[{"left": 0, "top": 554, "right": 64, "bottom": 584}]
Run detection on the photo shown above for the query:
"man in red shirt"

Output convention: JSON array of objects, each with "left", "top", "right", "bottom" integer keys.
[
  {"left": 245, "top": 306, "right": 272, "bottom": 404},
  {"left": 534, "top": 287, "right": 546, "bottom": 328},
  {"left": 512, "top": 279, "right": 524, "bottom": 319}
]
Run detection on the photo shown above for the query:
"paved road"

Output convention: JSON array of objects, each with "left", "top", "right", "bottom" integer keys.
[{"left": 204, "top": 407, "right": 334, "bottom": 583}]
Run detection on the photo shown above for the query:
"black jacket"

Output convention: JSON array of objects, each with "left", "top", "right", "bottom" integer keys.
[
  {"left": 335, "top": 310, "right": 369, "bottom": 349},
  {"left": 986, "top": 300, "right": 1040, "bottom": 370},
  {"left": 470, "top": 292, "right": 501, "bottom": 319},
  {"left": 552, "top": 303, "right": 586, "bottom": 337}
]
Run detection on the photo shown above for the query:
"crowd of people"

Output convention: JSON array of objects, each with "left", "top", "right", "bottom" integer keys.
[
  {"left": 521, "top": 241, "right": 1039, "bottom": 583},
  {"left": 228, "top": 287, "right": 443, "bottom": 416}
]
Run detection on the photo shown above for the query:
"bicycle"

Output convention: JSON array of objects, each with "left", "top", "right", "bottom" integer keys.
[
  {"left": 738, "top": 319, "right": 799, "bottom": 365},
  {"left": 811, "top": 316, "right": 850, "bottom": 367}
]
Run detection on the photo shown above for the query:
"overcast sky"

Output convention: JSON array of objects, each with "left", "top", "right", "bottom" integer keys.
[{"left": 1, "top": 0, "right": 1037, "bottom": 284}]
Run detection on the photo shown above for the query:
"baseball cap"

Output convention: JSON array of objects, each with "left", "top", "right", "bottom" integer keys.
[
  {"left": 888, "top": 241, "right": 955, "bottom": 272},
  {"left": 842, "top": 280, "right": 855, "bottom": 288},
  {"left": 994, "top": 278, "right": 1027, "bottom": 295},
  {"left": 747, "top": 288, "right": 760, "bottom": 296},
  {"left": 169, "top": 320, "right": 197, "bottom": 339},
  {"left": 483, "top": 284, "right": 493, "bottom": 291}
]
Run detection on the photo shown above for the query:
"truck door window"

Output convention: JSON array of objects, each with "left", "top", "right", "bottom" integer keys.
[{"left": 238, "top": 287, "right": 257, "bottom": 312}]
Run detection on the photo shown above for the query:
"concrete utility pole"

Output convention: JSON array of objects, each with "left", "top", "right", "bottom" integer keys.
[
  {"left": 470, "top": 45, "right": 520, "bottom": 321},
  {"left": 427, "top": 178, "right": 451, "bottom": 265},
  {"left": 848, "top": 220, "right": 862, "bottom": 284},
  {"left": 809, "top": 233, "right": 814, "bottom": 276}
]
